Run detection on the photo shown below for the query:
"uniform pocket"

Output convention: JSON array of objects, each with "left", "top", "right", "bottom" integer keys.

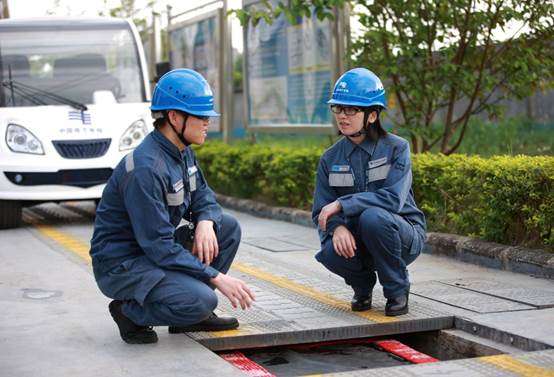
[
  {"left": 329, "top": 172, "right": 354, "bottom": 187},
  {"left": 367, "top": 164, "right": 391, "bottom": 183},
  {"left": 167, "top": 188, "right": 185, "bottom": 226},
  {"left": 166, "top": 189, "right": 184, "bottom": 206}
]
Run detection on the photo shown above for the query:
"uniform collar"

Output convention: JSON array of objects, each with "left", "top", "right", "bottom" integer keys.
[
  {"left": 344, "top": 136, "right": 377, "bottom": 157},
  {"left": 152, "top": 128, "right": 185, "bottom": 161}
]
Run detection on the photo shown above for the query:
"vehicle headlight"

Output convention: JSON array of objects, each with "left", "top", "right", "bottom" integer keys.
[
  {"left": 5, "top": 124, "right": 45, "bottom": 155},
  {"left": 119, "top": 119, "right": 147, "bottom": 151}
]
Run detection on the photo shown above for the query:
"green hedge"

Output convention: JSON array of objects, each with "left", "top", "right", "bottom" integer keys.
[
  {"left": 412, "top": 154, "right": 553, "bottom": 251},
  {"left": 196, "top": 142, "right": 320, "bottom": 208},
  {"left": 194, "top": 142, "right": 553, "bottom": 251}
]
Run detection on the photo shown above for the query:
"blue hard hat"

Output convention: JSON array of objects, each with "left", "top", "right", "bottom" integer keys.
[
  {"left": 328, "top": 68, "right": 387, "bottom": 109},
  {"left": 150, "top": 68, "right": 220, "bottom": 117}
]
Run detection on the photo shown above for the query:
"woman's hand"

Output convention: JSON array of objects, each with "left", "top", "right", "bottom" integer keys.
[
  {"left": 332, "top": 225, "right": 357, "bottom": 258},
  {"left": 318, "top": 200, "right": 342, "bottom": 231}
]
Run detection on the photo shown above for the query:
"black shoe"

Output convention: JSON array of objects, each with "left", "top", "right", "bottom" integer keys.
[
  {"left": 109, "top": 300, "right": 158, "bottom": 344},
  {"left": 351, "top": 293, "right": 372, "bottom": 311},
  {"left": 168, "top": 313, "right": 239, "bottom": 333},
  {"left": 385, "top": 291, "right": 409, "bottom": 316}
]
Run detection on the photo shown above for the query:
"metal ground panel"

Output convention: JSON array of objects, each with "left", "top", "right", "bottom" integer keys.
[
  {"left": 242, "top": 237, "right": 313, "bottom": 252},
  {"left": 278, "top": 233, "right": 320, "bottom": 250},
  {"left": 439, "top": 278, "right": 554, "bottom": 308},
  {"left": 187, "top": 257, "right": 453, "bottom": 351},
  {"left": 314, "top": 349, "right": 554, "bottom": 376},
  {"left": 25, "top": 203, "right": 89, "bottom": 224},
  {"left": 22, "top": 207, "right": 48, "bottom": 225},
  {"left": 60, "top": 201, "right": 97, "bottom": 220},
  {"left": 411, "top": 281, "right": 536, "bottom": 313}
]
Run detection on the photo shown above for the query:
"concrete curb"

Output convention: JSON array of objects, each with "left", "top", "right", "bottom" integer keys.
[
  {"left": 217, "top": 194, "right": 315, "bottom": 228},
  {"left": 217, "top": 194, "right": 554, "bottom": 279},
  {"left": 424, "top": 233, "right": 554, "bottom": 279}
]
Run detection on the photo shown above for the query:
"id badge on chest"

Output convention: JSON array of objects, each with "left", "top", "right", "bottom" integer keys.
[
  {"left": 367, "top": 157, "right": 391, "bottom": 183},
  {"left": 329, "top": 164, "right": 354, "bottom": 187},
  {"left": 187, "top": 165, "right": 198, "bottom": 192}
]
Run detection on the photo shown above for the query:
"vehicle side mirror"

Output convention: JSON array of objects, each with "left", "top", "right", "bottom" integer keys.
[{"left": 155, "top": 62, "right": 170, "bottom": 82}]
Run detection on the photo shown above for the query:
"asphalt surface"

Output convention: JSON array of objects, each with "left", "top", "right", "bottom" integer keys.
[{"left": 0, "top": 201, "right": 553, "bottom": 377}]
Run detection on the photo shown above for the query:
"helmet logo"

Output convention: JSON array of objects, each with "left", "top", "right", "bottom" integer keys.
[{"left": 336, "top": 81, "right": 349, "bottom": 93}]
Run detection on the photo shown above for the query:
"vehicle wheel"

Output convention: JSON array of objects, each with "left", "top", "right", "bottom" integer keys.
[{"left": 0, "top": 200, "right": 22, "bottom": 229}]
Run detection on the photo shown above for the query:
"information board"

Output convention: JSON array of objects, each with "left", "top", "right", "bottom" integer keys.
[{"left": 244, "top": 0, "right": 333, "bottom": 128}]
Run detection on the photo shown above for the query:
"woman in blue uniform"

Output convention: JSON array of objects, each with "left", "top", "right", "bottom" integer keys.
[{"left": 312, "top": 68, "right": 426, "bottom": 316}]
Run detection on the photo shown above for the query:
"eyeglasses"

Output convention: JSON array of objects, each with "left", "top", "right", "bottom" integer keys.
[{"left": 330, "top": 105, "right": 362, "bottom": 116}]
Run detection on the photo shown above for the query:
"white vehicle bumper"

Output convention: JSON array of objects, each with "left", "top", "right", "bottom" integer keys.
[
  {"left": 0, "top": 172, "right": 107, "bottom": 201},
  {"left": 0, "top": 154, "right": 122, "bottom": 202}
]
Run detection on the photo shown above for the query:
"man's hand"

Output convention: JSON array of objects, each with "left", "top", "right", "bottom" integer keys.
[
  {"left": 318, "top": 200, "right": 342, "bottom": 232},
  {"left": 332, "top": 225, "right": 357, "bottom": 258},
  {"left": 210, "top": 273, "right": 255, "bottom": 310},
  {"left": 192, "top": 220, "right": 219, "bottom": 265}
]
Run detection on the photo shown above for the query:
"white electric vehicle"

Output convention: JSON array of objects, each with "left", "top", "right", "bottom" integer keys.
[{"left": 0, "top": 17, "right": 152, "bottom": 228}]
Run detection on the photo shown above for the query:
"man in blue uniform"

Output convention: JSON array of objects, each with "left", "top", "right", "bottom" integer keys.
[
  {"left": 90, "top": 69, "right": 254, "bottom": 344},
  {"left": 313, "top": 68, "right": 426, "bottom": 316}
]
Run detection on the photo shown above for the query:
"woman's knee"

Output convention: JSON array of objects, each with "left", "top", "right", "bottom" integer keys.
[
  {"left": 359, "top": 206, "right": 394, "bottom": 234},
  {"left": 219, "top": 213, "right": 241, "bottom": 245},
  {"left": 315, "top": 238, "right": 336, "bottom": 266},
  {"left": 315, "top": 238, "right": 356, "bottom": 273}
]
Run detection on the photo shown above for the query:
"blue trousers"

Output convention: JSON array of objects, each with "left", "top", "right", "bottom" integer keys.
[
  {"left": 316, "top": 206, "right": 423, "bottom": 299},
  {"left": 95, "top": 213, "right": 241, "bottom": 326}
]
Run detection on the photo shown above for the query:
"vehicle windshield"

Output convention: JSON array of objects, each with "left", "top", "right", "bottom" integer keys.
[{"left": 0, "top": 23, "right": 145, "bottom": 107}]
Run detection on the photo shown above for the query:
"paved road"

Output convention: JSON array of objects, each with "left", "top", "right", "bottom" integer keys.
[{"left": 1, "top": 201, "right": 553, "bottom": 377}]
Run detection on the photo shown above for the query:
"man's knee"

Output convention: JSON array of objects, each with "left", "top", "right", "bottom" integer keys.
[
  {"left": 173, "top": 289, "right": 218, "bottom": 322},
  {"left": 198, "top": 290, "right": 218, "bottom": 317}
]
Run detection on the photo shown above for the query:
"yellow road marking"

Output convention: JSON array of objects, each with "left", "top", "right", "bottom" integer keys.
[
  {"left": 232, "top": 261, "right": 397, "bottom": 324},
  {"left": 35, "top": 225, "right": 91, "bottom": 263},
  {"left": 210, "top": 325, "right": 257, "bottom": 338},
  {"left": 479, "top": 354, "right": 554, "bottom": 377},
  {"left": 211, "top": 329, "right": 242, "bottom": 337}
]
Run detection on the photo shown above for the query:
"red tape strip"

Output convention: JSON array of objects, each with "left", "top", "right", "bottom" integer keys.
[
  {"left": 373, "top": 339, "right": 439, "bottom": 364},
  {"left": 220, "top": 352, "right": 276, "bottom": 377}
]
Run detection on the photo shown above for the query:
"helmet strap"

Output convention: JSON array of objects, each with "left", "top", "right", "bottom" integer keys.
[
  {"left": 342, "top": 110, "right": 371, "bottom": 139},
  {"left": 345, "top": 129, "right": 366, "bottom": 138},
  {"left": 167, "top": 112, "right": 191, "bottom": 146}
]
